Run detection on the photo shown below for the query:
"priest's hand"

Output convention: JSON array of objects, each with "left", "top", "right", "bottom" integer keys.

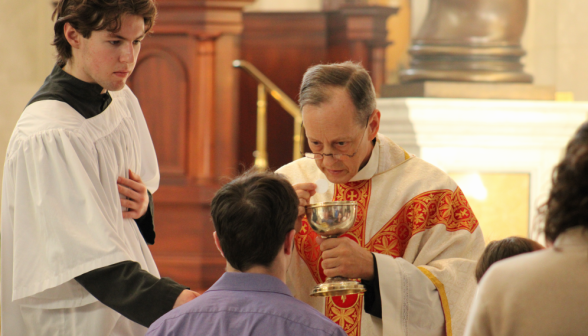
[
  {"left": 317, "top": 236, "right": 374, "bottom": 281},
  {"left": 292, "top": 183, "right": 316, "bottom": 232},
  {"left": 173, "top": 290, "right": 200, "bottom": 309},
  {"left": 118, "top": 170, "right": 149, "bottom": 219}
]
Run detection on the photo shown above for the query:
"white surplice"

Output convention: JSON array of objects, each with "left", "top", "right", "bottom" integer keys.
[
  {"left": 277, "top": 134, "right": 485, "bottom": 336},
  {"left": 1, "top": 86, "right": 160, "bottom": 335}
]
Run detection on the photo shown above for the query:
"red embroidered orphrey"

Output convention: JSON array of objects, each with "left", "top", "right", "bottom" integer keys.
[{"left": 294, "top": 180, "right": 478, "bottom": 335}]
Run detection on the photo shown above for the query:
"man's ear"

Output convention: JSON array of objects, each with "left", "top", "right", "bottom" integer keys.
[
  {"left": 213, "top": 231, "right": 225, "bottom": 257},
  {"left": 63, "top": 22, "right": 83, "bottom": 50},
  {"left": 368, "top": 109, "right": 381, "bottom": 141},
  {"left": 283, "top": 229, "right": 297, "bottom": 256}
]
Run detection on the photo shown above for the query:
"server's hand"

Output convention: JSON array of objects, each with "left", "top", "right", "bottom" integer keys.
[
  {"left": 173, "top": 290, "right": 200, "bottom": 309},
  {"left": 118, "top": 169, "right": 150, "bottom": 219}
]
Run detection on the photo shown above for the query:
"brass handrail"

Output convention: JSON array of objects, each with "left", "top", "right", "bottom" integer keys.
[{"left": 233, "top": 60, "right": 303, "bottom": 170}]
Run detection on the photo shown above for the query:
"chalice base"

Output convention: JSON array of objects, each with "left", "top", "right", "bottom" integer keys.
[{"left": 310, "top": 276, "right": 366, "bottom": 297}]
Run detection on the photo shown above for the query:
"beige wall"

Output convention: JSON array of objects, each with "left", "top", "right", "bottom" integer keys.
[
  {"left": 522, "top": 0, "right": 588, "bottom": 100},
  {"left": 0, "top": 0, "right": 54, "bottom": 193}
]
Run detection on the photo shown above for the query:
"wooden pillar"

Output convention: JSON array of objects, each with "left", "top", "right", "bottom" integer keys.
[
  {"left": 128, "top": 0, "right": 254, "bottom": 291},
  {"left": 327, "top": 6, "right": 398, "bottom": 95}
]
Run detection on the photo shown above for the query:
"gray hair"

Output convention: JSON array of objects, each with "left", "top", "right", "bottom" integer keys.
[{"left": 299, "top": 62, "right": 376, "bottom": 125}]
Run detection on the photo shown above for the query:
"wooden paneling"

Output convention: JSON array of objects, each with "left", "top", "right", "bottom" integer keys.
[
  {"left": 239, "top": 13, "right": 328, "bottom": 170},
  {"left": 129, "top": 0, "right": 254, "bottom": 292},
  {"left": 131, "top": 48, "right": 188, "bottom": 178},
  {"left": 239, "top": 7, "right": 398, "bottom": 170}
]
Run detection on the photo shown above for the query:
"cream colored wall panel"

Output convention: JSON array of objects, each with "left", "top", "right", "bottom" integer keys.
[
  {"left": 557, "top": 0, "right": 588, "bottom": 47},
  {"left": 529, "top": 0, "right": 557, "bottom": 48},
  {"left": 0, "top": 0, "right": 54, "bottom": 211},
  {"left": 521, "top": 0, "right": 588, "bottom": 101},
  {"left": 528, "top": 47, "right": 557, "bottom": 87},
  {"left": 448, "top": 173, "right": 530, "bottom": 244},
  {"left": 410, "top": 0, "right": 429, "bottom": 36},
  {"left": 556, "top": 46, "right": 588, "bottom": 100}
]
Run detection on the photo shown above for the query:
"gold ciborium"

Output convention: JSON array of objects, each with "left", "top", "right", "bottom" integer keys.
[{"left": 305, "top": 201, "right": 366, "bottom": 297}]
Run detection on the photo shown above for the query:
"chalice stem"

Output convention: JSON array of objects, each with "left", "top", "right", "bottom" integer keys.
[{"left": 326, "top": 276, "right": 349, "bottom": 283}]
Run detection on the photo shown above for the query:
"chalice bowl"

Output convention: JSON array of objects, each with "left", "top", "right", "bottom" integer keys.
[{"left": 305, "top": 201, "right": 366, "bottom": 297}]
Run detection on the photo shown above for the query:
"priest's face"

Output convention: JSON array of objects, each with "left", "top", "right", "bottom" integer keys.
[
  {"left": 66, "top": 14, "right": 145, "bottom": 93},
  {"left": 302, "top": 87, "right": 380, "bottom": 184}
]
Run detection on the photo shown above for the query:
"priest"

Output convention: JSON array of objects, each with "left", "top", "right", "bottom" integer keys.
[
  {"left": 277, "top": 62, "right": 485, "bottom": 336},
  {"left": 1, "top": 1, "right": 196, "bottom": 335}
]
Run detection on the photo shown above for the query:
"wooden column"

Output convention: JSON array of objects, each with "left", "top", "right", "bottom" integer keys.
[
  {"left": 128, "top": 0, "right": 254, "bottom": 291},
  {"left": 327, "top": 6, "right": 398, "bottom": 95}
]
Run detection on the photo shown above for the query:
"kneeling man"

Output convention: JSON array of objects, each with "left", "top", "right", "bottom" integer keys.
[{"left": 147, "top": 170, "right": 347, "bottom": 336}]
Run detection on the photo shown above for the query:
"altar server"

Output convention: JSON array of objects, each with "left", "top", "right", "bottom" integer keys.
[
  {"left": 277, "top": 62, "right": 485, "bottom": 336},
  {"left": 1, "top": 1, "right": 196, "bottom": 335}
]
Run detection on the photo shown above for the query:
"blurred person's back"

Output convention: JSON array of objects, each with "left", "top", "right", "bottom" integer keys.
[{"left": 465, "top": 122, "right": 588, "bottom": 336}]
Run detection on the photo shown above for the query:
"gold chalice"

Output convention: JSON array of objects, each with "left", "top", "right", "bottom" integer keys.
[{"left": 305, "top": 201, "right": 366, "bottom": 297}]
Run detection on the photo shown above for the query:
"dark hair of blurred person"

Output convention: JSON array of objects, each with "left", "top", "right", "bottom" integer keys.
[
  {"left": 475, "top": 237, "right": 544, "bottom": 282},
  {"left": 543, "top": 122, "right": 588, "bottom": 243}
]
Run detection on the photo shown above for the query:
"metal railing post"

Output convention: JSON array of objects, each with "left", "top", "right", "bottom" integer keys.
[
  {"left": 255, "top": 84, "right": 268, "bottom": 170},
  {"left": 233, "top": 60, "right": 303, "bottom": 167}
]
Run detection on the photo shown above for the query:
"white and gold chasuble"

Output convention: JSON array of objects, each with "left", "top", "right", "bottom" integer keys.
[{"left": 277, "top": 134, "right": 484, "bottom": 336}]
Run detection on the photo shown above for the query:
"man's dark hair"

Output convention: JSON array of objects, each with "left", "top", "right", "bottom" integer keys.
[
  {"left": 211, "top": 169, "right": 299, "bottom": 272},
  {"left": 52, "top": 0, "right": 158, "bottom": 67},
  {"left": 475, "top": 237, "right": 544, "bottom": 282},
  {"left": 541, "top": 122, "right": 588, "bottom": 243}
]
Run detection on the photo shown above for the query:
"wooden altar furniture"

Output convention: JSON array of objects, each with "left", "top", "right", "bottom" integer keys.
[{"left": 128, "top": 0, "right": 254, "bottom": 292}]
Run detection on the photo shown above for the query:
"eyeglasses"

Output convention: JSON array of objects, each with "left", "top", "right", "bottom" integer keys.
[{"left": 303, "top": 124, "right": 368, "bottom": 161}]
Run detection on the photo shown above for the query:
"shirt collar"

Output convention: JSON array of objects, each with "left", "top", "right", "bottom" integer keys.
[
  {"left": 207, "top": 272, "right": 292, "bottom": 297},
  {"left": 349, "top": 137, "right": 380, "bottom": 182},
  {"left": 28, "top": 64, "right": 112, "bottom": 119},
  {"left": 553, "top": 226, "right": 588, "bottom": 250}
]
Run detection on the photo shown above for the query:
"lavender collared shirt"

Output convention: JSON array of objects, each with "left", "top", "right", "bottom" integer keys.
[{"left": 146, "top": 272, "right": 347, "bottom": 336}]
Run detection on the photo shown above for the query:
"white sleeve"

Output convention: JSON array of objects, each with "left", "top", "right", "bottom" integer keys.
[
  {"left": 374, "top": 253, "right": 445, "bottom": 336},
  {"left": 7, "top": 130, "right": 134, "bottom": 302},
  {"left": 123, "top": 86, "right": 159, "bottom": 193}
]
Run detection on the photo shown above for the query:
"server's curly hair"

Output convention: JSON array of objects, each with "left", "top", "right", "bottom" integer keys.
[
  {"left": 52, "top": 0, "right": 157, "bottom": 67},
  {"left": 543, "top": 122, "right": 588, "bottom": 242}
]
